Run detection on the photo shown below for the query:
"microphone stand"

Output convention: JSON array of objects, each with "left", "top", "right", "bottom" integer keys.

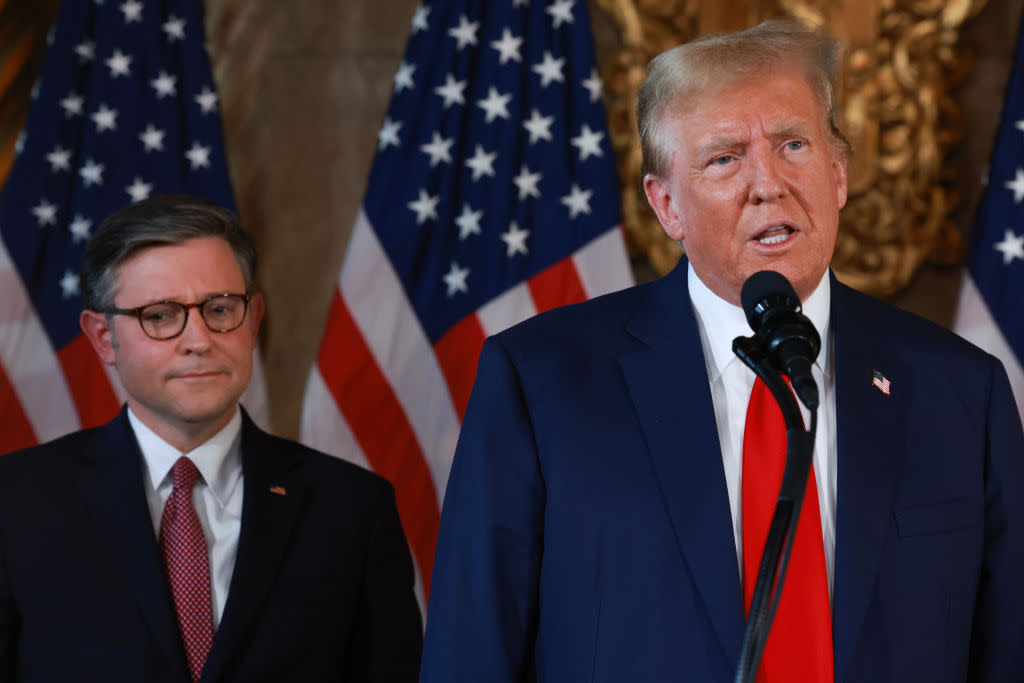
[{"left": 731, "top": 336, "right": 818, "bottom": 683}]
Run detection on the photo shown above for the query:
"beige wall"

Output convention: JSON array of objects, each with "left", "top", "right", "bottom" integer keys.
[{"left": 0, "top": 0, "right": 945, "bottom": 436}]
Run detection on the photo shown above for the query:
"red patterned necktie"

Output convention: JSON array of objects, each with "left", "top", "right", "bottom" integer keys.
[
  {"left": 741, "top": 376, "right": 833, "bottom": 682},
  {"left": 160, "top": 457, "right": 214, "bottom": 682}
]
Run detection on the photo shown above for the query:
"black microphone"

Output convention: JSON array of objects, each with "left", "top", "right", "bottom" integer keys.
[{"left": 740, "top": 271, "right": 821, "bottom": 410}]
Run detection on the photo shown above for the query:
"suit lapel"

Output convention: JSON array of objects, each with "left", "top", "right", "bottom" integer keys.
[
  {"left": 72, "top": 408, "right": 191, "bottom": 681},
  {"left": 201, "top": 414, "right": 309, "bottom": 683},
  {"left": 830, "top": 280, "right": 912, "bottom": 683},
  {"left": 618, "top": 262, "right": 746, "bottom": 670}
]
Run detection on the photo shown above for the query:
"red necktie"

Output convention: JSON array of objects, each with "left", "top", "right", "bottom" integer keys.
[
  {"left": 160, "top": 457, "right": 215, "bottom": 682},
  {"left": 741, "top": 376, "right": 833, "bottom": 682}
]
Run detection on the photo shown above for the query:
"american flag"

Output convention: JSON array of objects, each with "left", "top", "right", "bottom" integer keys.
[
  {"left": 871, "top": 369, "right": 891, "bottom": 396},
  {"left": 0, "top": 0, "right": 267, "bottom": 455},
  {"left": 953, "top": 10, "right": 1024, "bottom": 426},
  {"left": 299, "top": 0, "right": 633, "bottom": 609}
]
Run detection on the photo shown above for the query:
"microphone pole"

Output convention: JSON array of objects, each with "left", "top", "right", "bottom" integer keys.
[{"left": 731, "top": 272, "right": 820, "bottom": 683}]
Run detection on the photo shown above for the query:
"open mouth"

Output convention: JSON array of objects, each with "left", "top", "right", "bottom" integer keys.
[{"left": 753, "top": 225, "right": 795, "bottom": 246}]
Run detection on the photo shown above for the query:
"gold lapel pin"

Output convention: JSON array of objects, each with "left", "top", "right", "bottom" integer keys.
[{"left": 269, "top": 485, "right": 287, "bottom": 496}]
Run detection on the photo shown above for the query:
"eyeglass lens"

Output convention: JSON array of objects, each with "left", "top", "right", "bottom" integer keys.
[{"left": 139, "top": 295, "right": 247, "bottom": 339}]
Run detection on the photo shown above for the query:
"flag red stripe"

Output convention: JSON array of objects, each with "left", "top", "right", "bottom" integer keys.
[
  {"left": 433, "top": 314, "right": 487, "bottom": 420},
  {"left": 57, "top": 334, "right": 121, "bottom": 429},
  {"left": 528, "top": 257, "right": 588, "bottom": 313},
  {"left": 316, "top": 290, "right": 440, "bottom": 593},
  {"left": 0, "top": 362, "right": 38, "bottom": 455}
]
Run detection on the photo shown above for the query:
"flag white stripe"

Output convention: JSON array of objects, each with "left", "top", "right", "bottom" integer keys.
[
  {"left": 299, "top": 367, "right": 372, "bottom": 471},
  {"left": 0, "top": 241, "right": 80, "bottom": 441},
  {"left": 953, "top": 272, "right": 1024, "bottom": 423},
  {"left": 477, "top": 282, "right": 537, "bottom": 338},
  {"left": 339, "top": 210, "right": 460, "bottom": 500},
  {"left": 573, "top": 227, "right": 633, "bottom": 299}
]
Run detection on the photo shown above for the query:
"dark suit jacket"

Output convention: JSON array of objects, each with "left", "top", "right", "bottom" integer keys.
[
  {"left": 0, "top": 408, "right": 422, "bottom": 682},
  {"left": 420, "top": 261, "right": 1024, "bottom": 682}
]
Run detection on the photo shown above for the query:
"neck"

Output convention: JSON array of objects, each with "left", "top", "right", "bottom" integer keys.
[{"left": 127, "top": 403, "right": 239, "bottom": 453}]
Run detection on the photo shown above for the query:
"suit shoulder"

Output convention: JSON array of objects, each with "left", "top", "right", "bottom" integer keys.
[
  {"left": 253, "top": 430, "right": 395, "bottom": 496},
  {"left": 0, "top": 425, "right": 102, "bottom": 475}
]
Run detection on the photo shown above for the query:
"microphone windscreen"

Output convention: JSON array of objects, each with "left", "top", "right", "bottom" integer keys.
[{"left": 740, "top": 270, "right": 799, "bottom": 331}]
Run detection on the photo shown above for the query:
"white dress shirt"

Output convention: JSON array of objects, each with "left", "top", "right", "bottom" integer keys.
[
  {"left": 687, "top": 264, "right": 837, "bottom": 597},
  {"left": 129, "top": 407, "right": 244, "bottom": 628}
]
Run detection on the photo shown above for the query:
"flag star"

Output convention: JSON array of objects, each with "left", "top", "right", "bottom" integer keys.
[
  {"left": 126, "top": 177, "right": 153, "bottom": 202},
  {"left": 91, "top": 104, "right": 118, "bottom": 132},
  {"left": 547, "top": 0, "right": 575, "bottom": 28},
  {"left": 582, "top": 68, "right": 603, "bottom": 102},
  {"left": 74, "top": 40, "right": 95, "bottom": 62},
  {"left": 513, "top": 165, "right": 542, "bottom": 200},
  {"left": 420, "top": 131, "right": 454, "bottom": 167},
  {"left": 185, "top": 142, "right": 212, "bottom": 169},
  {"left": 500, "top": 221, "right": 530, "bottom": 257},
  {"left": 571, "top": 123, "right": 605, "bottom": 160},
  {"left": 69, "top": 214, "right": 92, "bottom": 242},
  {"left": 443, "top": 262, "right": 470, "bottom": 296},
  {"left": 434, "top": 73, "right": 467, "bottom": 108},
  {"left": 195, "top": 86, "right": 219, "bottom": 114},
  {"left": 106, "top": 49, "right": 132, "bottom": 78},
  {"left": 523, "top": 109, "right": 554, "bottom": 144},
  {"left": 60, "top": 93, "right": 84, "bottom": 117},
  {"left": 994, "top": 229, "right": 1024, "bottom": 265},
  {"left": 14, "top": 132, "right": 25, "bottom": 154},
  {"left": 454, "top": 204, "right": 483, "bottom": 240},
  {"left": 1004, "top": 168, "right": 1024, "bottom": 203},
  {"left": 46, "top": 146, "right": 72, "bottom": 172},
  {"left": 59, "top": 270, "right": 80, "bottom": 298},
  {"left": 32, "top": 199, "right": 58, "bottom": 227},
  {"left": 533, "top": 51, "right": 566, "bottom": 88},
  {"left": 491, "top": 28, "right": 523, "bottom": 64},
  {"left": 561, "top": 183, "right": 593, "bottom": 218},
  {"left": 378, "top": 117, "right": 402, "bottom": 149},
  {"left": 394, "top": 61, "right": 416, "bottom": 93},
  {"left": 465, "top": 145, "right": 497, "bottom": 181},
  {"left": 150, "top": 71, "right": 177, "bottom": 98},
  {"left": 448, "top": 14, "right": 479, "bottom": 50},
  {"left": 30, "top": 81, "right": 40, "bottom": 99},
  {"left": 120, "top": 0, "right": 143, "bottom": 22},
  {"left": 478, "top": 87, "right": 512, "bottom": 123},
  {"left": 1017, "top": 120, "right": 1024, "bottom": 133},
  {"left": 408, "top": 188, "right": 440, "bottom": 224},
  {"left": 514, "top": 0, "right": 530, "bottom": 6},
  {"left": 46, "top": 27, "right": 55, "bottom": 46},
  {"left": 140, "top": 124, "right": 165, "bottom": 151},
  {"left": 79, "top": 158, "right": 105, "bottom": 187},
  {"left": 163, "top": 16, "right": 186, "bottom": 41},
  {"left": 411, "top": 4, "right": 430, "bottom": 33}
]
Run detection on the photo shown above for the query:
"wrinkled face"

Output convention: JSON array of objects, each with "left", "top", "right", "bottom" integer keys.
[
  {"left": 82, "top": 237, "right": 263, "bottom": 445},
  {"left": 643, "top": 68, "right": 848, "bottom": 304}
]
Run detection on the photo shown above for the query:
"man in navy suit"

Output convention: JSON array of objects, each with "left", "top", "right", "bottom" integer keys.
[
  {"left": 420, "top": 20, "right": 1024, "bottom": 682},
  {"left": 0, "top": 195, "right": 422, "bottom": 682}
]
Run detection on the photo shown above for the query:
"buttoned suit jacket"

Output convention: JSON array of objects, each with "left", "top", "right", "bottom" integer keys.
[
  {"left": 419, "top": 260, "right": 1024, "bottom": 682},
  {"left": 0, "top": 408, "right": 423, "bottom": 682}
]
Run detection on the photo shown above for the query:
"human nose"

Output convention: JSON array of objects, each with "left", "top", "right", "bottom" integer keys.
[
  {"left": 747, "top": 144, "right": 785, "bottom": 204},
  {"left": 177, "top": 306, "right": 213, "bottom": 351}
]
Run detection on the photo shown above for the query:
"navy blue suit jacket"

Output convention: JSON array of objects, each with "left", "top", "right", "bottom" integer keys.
[
  {"left": 421, "top": 262, "right": 1024, "bottom": 682},
  {"left": 0, "top": 408, "right": 422, "bottom": 683}
]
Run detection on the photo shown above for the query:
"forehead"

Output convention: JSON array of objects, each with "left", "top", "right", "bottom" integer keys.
[
  {"left": 114, "top": 237, "right": 245, "bottom": 301},
  {"left": 666, "top": 68, "right": 826, "bottom": 146}
]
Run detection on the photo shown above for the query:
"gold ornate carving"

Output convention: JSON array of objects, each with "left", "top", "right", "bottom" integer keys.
[{"left": 594, "top": 0, "right": 985, "bottom": 296}]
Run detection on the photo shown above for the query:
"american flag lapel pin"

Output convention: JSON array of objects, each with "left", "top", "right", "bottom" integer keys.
[
  {"left": 269, "top": 485, "right": 287, "bottom": 496},
  {"left": 871, "top": 369, "right": 892, "bottom": 396}
]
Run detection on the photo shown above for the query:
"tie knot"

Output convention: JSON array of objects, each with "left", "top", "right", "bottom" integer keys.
[{"left": 171, "top": 457, "right": 202, "bottom": 491}]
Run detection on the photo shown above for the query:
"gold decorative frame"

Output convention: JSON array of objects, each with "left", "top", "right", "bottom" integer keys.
[{"left": 594, "top": 0, "right": 986, "bottom": 296}]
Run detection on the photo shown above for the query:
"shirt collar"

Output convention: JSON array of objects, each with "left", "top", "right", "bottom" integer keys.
[
  {"left": 129, "top": 407, "right": 243, "bottom": 507},
  {"left": 687, "top": 263, "right": 831, "bottom": 380}
]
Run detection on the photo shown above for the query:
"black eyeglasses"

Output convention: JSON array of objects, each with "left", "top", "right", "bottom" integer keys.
[{"left": 101, "top": 293, "right": 251, "bottom": 340}]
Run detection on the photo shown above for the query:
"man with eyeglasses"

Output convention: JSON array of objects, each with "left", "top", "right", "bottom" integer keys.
[{"left": 0, "top": 195, "right": 423, "bottom": 682}]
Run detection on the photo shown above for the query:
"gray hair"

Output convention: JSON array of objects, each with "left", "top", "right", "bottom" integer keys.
[
  {"left": 80, "top": 194, "right": 258, "bottom": 311},
  {"left": 637, "top": 19, "right": 851, "bottom": 179}
]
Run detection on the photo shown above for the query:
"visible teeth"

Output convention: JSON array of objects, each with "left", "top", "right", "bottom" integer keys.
[{"left": 757, "top": 232, "right": 788, "bottom": 245}]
